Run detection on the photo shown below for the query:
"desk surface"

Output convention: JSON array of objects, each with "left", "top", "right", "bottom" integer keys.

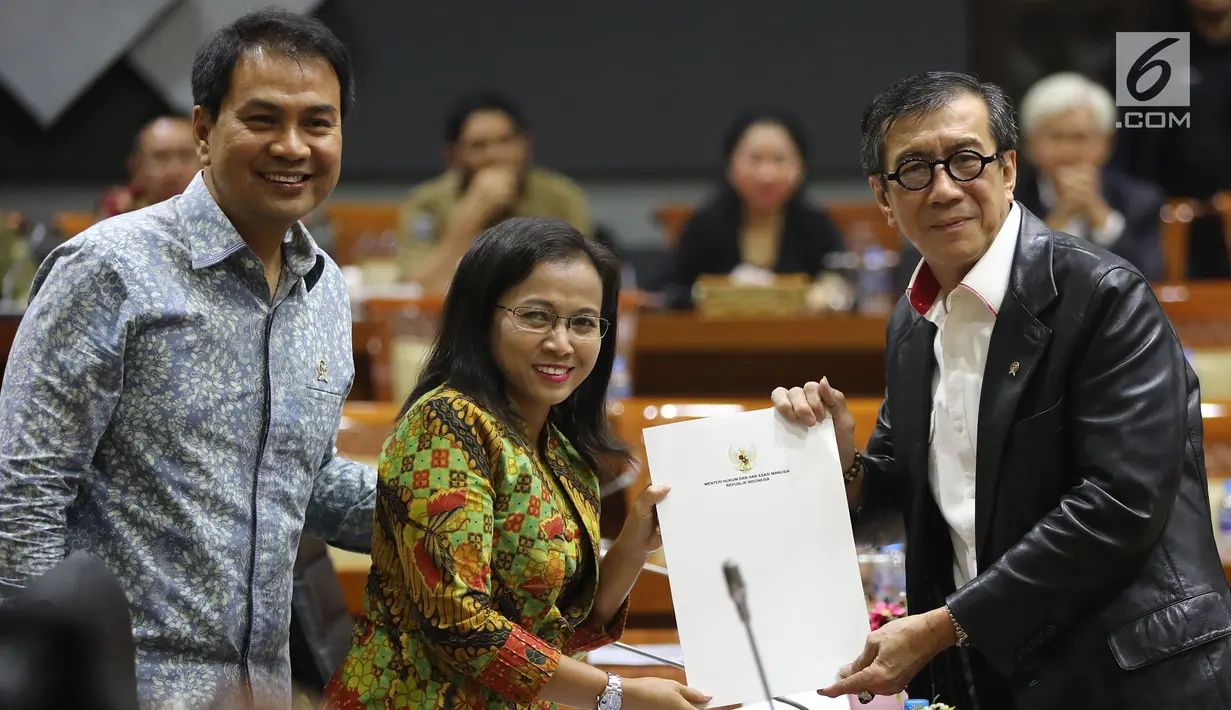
[
  {"left": 3, "top": 282, "right": 1228, "bottom": 401},
  {"left": 630, "top": 313, "right": 890, "bottom": 398},
  {"left": 633, "top": 312, "right": 889, "bottom": 354}
]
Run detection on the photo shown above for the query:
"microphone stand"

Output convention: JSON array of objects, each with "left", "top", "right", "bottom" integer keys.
[
  {"left": 610, "top": 642, "right": 684, "bottom": 669},
  {"left": 593, "top": 549, "right": 812, "bottom": 710},
  {"left": 722, "top": 561, "right": 812, "bottom": 710}
]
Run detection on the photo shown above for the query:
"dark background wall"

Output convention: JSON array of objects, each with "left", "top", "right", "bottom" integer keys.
[
  {"left": 0, "top": 0, "right": 968, "bottom": 186},
  {"left": 316, "top": 0, "right": 969, "bottom": 180},
  {"left": 0, "top": 61, "right": 171, "bottom": 186}
]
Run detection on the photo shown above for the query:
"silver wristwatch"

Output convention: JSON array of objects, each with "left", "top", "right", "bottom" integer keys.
[{"left": 597, "top": 672, "right": 623, "bottom": 710}]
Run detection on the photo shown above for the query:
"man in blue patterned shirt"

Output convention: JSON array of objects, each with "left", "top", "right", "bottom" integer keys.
[{"left": 0, "top": 10, "right": 375, "bottom": 709}]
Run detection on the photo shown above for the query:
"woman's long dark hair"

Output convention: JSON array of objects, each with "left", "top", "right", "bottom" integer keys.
[{"left": 402, "top": 216, "right": 631, "bottom": 480}]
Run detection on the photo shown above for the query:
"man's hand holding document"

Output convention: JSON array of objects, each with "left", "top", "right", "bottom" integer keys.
[{"left": 641, "top": 396, "right": 869, "bottom": 709}]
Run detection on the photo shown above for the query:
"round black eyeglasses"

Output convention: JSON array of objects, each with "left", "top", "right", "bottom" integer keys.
[{"left": 882, "top": 150, "right": 1001, "bottom": 191}]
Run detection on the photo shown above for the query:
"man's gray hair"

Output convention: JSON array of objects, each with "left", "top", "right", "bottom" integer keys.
[{"left": 1019, "top": 72, "right": 1117, "bottom": 136}]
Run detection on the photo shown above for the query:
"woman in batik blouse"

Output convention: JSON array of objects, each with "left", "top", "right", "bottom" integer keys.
[{"left": 324, "top": 217, "right": 711, "bottom": 710}]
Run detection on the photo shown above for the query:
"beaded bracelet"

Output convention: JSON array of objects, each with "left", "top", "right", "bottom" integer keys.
[{"left": 843, "top": 450, "right": 865, "bottom": 484}]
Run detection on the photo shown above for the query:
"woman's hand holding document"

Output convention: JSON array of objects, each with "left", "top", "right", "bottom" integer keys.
[{"left": 641, "top": 400, "right": 870, "bottom": 709}]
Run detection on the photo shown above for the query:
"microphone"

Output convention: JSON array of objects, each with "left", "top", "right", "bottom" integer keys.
[
  {"left": 723, "top": 561, "right": 874, "bottom": 707},
  {"left": 723, "top": 560, "right": 817, "bottom": 710},
  {"left": 722, "top": 561, "right": 772, "bottom": 708},
  {"left": 723, "top": 560, "right": 749, "bottom": 622}
]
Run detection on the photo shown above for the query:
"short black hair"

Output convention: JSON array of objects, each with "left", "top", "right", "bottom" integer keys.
[
  {"left": 404, "top": 217, "right": 629, "bottom": 481},
  {"left": 859, "top": 71, "right": 1017, "bottom": 175},
  {"left": 722, "top": 109, "right": 810, "bottom": 165},
  {"left": 191, "top": 7, "right": 354, "bottom": 122},
  {"left": 444, "top": 91, "right": 528, "bottom": 144}
]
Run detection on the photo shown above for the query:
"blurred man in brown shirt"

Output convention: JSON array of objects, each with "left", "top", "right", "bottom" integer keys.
[
  {"left": 398, "top": 92, "right": 592, "bottom": 291},
  {"left": 96, "top": 116, "right": 201, "bottom": 219},
  {"left": 0, "top": 211, "right": 36, "bottom": 306}
]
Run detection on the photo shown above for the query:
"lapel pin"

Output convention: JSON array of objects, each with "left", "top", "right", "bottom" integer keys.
[
  {"left": 317, "top": 359, "right": 329, "bottom": 383},
  {"left": 1009, "top": 361, "right": 1020, "bottom": 376}
]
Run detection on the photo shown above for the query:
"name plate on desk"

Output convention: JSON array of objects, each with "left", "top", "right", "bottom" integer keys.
[
  {"left": 642, "top": 407, "right": 869, "bottom": 708},
  {"left": 692, "top": 273, "right": 811, "bottom": 318}
]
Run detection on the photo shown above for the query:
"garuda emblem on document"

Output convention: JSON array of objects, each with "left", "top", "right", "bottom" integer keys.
[{"left": 729, "top": 444, "right": 757, "bottom": 472}]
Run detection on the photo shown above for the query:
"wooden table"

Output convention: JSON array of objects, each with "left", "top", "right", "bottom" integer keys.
[
  {"left": 631, "top": 312, "right": 889, "bottom": 399},
  {"left": 1156, "top": 282, "right": 1231, "bottom": 348},
  {"left": 2, "top": 282, "right": 1228, "bottom": 399},
  {"left": 345, "top": 281, "right": 1231, "bottom": 403}
]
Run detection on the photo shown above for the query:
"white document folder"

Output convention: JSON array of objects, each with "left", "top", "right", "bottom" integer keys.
[{"left": 641, "top": 407, "right": 869, "bottom": 709}]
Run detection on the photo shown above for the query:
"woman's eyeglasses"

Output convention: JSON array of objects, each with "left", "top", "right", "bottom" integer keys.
[{"left": 497, "top": 305, "right": 610, "bottom": 340}]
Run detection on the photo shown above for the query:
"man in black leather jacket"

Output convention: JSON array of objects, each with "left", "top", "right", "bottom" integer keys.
[{"left": 773, "top": 71, "right": 1231, "bottom": 709}]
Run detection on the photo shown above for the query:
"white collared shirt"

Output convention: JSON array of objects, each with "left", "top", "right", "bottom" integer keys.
[{"left": 905, "top": 202, "right": 1023, "bottom": 588}]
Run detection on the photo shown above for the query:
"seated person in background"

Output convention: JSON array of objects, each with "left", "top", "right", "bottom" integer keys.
[
  {"left": 0, "top": 211, "right": 37, "bottom": 305},
  {"left": 398, "top": 92, "right": 593, "bottom": 292},
  {"left": 664, "top": 110, "right": 849, "bottom": 309},
  {"left": 326, "top": 217, "right": 709, "bottom": 710},
  {"left": 1015, "top": 73, "right": 1165, "bottom": 280},
  {"left": 96, "top": 115, "right": 201, "bottom": 219}
]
